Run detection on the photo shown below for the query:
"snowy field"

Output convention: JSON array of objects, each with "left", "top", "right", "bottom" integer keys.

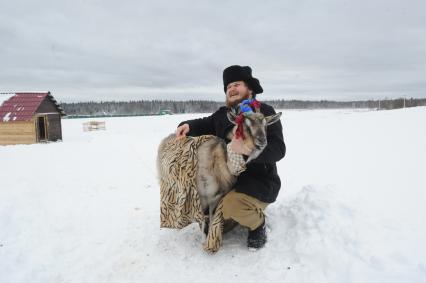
[{"left": 1, "top": 107, "right": 425, "bottom": 283}]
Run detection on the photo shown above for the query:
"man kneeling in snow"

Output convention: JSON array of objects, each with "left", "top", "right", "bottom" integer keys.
[{"left": 176, "top": 65, "right": 286, "bottom": 250}]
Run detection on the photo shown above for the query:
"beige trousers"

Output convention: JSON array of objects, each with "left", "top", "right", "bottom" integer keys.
[{"left": 222, "top": 190, "right": 268, "bottom": 231}]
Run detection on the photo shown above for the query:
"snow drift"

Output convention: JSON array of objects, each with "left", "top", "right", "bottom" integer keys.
[{"left": 1, "top": 108, "right": 425, "bottom": 283}]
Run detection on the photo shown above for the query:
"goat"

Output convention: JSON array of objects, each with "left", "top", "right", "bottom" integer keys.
[{"left": 157, "top": 107, "right": 282, "bottom": 234}]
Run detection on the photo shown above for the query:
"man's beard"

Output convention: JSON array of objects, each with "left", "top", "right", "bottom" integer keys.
[{"left": 225, "top": 91, "right": 252, "bottom": 109}]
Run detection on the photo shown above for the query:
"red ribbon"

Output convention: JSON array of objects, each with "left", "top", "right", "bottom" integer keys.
[
  {"left": 235, "top": 113, "right": 245, "bottom": 139},
  {"left": 234, "top": 99, "right": 261, "bottom": 140},
  {"left": 250, "top": 99, "right": 261, "bottom": 109}
]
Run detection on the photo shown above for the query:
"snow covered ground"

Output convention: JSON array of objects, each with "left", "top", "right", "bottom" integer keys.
[{"left": 1, "top": 107, "right": 425, "bottom": 283}]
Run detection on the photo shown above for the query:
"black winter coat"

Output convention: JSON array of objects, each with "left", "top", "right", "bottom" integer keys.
[{"left": 178, "top": 103, "right": 285, "bottom": 203}]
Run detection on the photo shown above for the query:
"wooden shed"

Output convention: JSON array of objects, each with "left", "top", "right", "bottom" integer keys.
[{"left": 0, "top": 92, "right": 66, "bottom": 145}]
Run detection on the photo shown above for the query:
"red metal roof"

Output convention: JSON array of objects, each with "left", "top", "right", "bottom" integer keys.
[{"left": 0, "top": 92, "right": 65, "bottom": 122}]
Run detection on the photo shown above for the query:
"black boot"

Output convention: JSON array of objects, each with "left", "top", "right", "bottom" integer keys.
[{"left": 247, "top": 220, "right": 267, "bottom": 250}]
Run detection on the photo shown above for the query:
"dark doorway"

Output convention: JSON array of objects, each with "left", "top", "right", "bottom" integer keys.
[{"left": 37, "top": 116, "right": 47, "bottom": 141}]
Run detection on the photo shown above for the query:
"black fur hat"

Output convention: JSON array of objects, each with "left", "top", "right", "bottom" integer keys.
[{"left": 223, "top": 65, "right": 263, "bottom": 94}]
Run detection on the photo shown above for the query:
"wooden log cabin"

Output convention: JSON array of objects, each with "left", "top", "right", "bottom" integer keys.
[{"left": 0, "top": 92, "right": 66, "bottom": 145}]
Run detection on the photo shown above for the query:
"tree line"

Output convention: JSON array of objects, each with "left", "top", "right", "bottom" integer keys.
[{"left": 61, "top": 98, "right": 426, "bottom": 117}]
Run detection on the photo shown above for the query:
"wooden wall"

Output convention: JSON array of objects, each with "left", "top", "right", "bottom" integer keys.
[
  {"left": 37, "top": 97, "right": 60, "bottom": 113},
  {"left": 36, "top": 97, "right": 63, "bottom": 142},
  {"left": 46, "top": 113, "right": 62, "bottom": 141},
  {"left": 0, "top": 120, "right": 36, "bottom": 145}
]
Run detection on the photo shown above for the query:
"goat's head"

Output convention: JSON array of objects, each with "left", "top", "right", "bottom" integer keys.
[{"left": 227, "top": 106, "right": 282, "bottom": 163}]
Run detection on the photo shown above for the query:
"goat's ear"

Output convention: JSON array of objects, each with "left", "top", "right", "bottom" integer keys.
[
  {"left": 227, "top": 109, "right": 238, "bottom": 125},
  {"left": 265, "top": 112, "right": 282, "bottom": 126}
]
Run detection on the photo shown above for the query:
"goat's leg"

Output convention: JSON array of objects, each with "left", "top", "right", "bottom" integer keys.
[
  {"left": 199, "top": 196, "right": 210, "bottom": 236},
  {"left": 202, "top": 215, "right": 209, "bottom": 237}
]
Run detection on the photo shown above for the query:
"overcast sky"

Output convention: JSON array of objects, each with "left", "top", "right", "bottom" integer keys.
[{"left": 1, "top": 0, "right": 425, "bottom": 102}]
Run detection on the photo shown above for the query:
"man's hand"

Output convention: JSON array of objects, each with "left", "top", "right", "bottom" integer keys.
[
  {"left": 176, "top": 123, "right": 190, "bottom": 138},
  {"left": 229, "top": 136, "right": 252, "bottom": 156}
]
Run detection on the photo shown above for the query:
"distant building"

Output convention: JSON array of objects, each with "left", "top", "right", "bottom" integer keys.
[
  {"left": 0, "top": 92, "right": 66, "bottom": 145},
  {"left": 158, "top": 109, "right": 173, "bottom": 115}
]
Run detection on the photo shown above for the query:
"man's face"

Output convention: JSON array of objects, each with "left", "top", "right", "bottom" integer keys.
[{"left": 225, "top": 81, "right": 253, "bottom": 108}]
